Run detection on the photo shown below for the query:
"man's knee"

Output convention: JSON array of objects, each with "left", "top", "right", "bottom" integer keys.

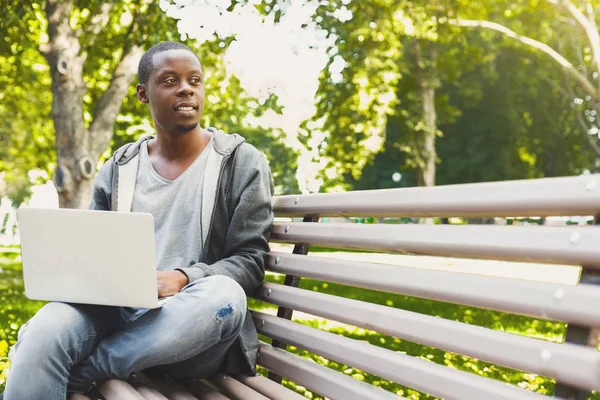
[
  {"left": 207, "top": 275, "right": 246, "bottom": 309},
  {"left": 12, "top": 302, "right": 107, "bottom": 363},
  {"left": 184, "top": 275, "right": 247, "bottom": 330},
  {"left": 187, "top": 275, "right": 246, "bottom": 304},
  {"left": 210, "top": 276, "right": 247, "bottom": 339},
  {"left": 17, "top": 303, "right": 85, "bottom": 348}
]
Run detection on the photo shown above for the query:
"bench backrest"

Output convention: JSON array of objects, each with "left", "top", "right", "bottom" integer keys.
[{"left": 251, "top": 174, "right": 600, "bottom": 400}]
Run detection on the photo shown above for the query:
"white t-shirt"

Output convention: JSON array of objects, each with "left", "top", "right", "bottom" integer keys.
[{"left": 131, "top": 138, "right": 213, "bottom": 271}]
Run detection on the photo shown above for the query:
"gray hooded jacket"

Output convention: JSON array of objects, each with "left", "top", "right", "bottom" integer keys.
[{"left": 89, "top": 128, "right": 274, "bottom": 375}]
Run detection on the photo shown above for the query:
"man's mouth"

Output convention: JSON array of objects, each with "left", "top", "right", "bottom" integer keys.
[{"left": 174, "top": 104, "right": 198, "bottom": 117}]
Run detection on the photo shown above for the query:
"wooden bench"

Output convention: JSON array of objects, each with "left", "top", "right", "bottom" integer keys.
[{"left": 91, "top": 173, "right": 600, "bottom": 399}]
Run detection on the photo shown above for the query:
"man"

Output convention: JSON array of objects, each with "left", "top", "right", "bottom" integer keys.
[{"left": 3, "top": 41, "right": 274, "bottom": 399}]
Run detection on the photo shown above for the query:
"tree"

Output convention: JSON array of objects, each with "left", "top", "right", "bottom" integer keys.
[
  {"left": 0, "top": 4, "right": 55, "bottom": 205},
  {"left": 350, "top": 31, "right": 596, "bottom": 192},
  {"left": 295, "top": 0, "right": 486, "bottom": 191},
  {"left": 292, "top": 0, "right": 600, "bottom": 192},
  {"left": 437, "top": 37, "right": 596, "bottom": 184},
  {"left": 290, "top": 0, "right": 405, "bottom": 192},
  {"left": 166, "top": 0, "right": 477, "bottom": 191},
  {"left": 451, "top": 0, "right": 600, "bottom": 157},
  {"left": 294, "top": 0, "right": 596, "bottom": 193},
  {"left": 1, "top": 0, "right": 299, "bottom": 207},
  {"left": 2, "top": 1, "right": 179, "bottom": 208}
]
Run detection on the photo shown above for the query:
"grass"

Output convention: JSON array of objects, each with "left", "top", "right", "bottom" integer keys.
[
  {"left": 0, "top": 250, "right": 46, "bottom": 392},
  {"left": 0, "top": 248, "right": 596, "bottom": 398}
]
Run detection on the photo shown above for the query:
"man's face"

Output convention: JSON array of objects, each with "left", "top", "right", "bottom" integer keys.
[{"left": 137, "top": 49, "right": 205, "bottom": 135}]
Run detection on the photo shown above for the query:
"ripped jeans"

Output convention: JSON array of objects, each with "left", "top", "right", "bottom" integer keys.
[{"left": 4, "top": 275, "right": 247, "bottom": 400}]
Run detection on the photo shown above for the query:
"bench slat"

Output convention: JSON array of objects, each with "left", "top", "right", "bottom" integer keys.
[
  {"left": 184, "top": 380, "right": 231, "bottom": 399},
  {"left": 97, "top": 380, "right": 146, "bottom": 400},
  {"left": 255, "top": 282, "right": 600, "bottom": 390},
  {"left": 258, "top": 343, "right": 404, "bottom": 400},
  {"left": 209, "top": 374, "right": 270, "bottom": 400},
  {"left": 267, "top": 252, "right": 598, "bottom": 325},
  {"left": 127, "top": 374, "right": 170, "bottom": 400},
  {"left": 132, "top": 386, "right": 169, "bottom": 400},
  {"left": 252, "top": 312, "right": 557, "bottom": 400},
  {"left": 272, "top": 222, "right": 600, "bottom": 267},
  {"left": 273, "top": 174, "right": 600, "bottom": 218},
  {"left": 234, "top": 374, "right": 309, "bottom": 400},
  {"left": 137, "top": 375, "right": 204, "bottom": 400},
  {"left": 68, "top": 394, "right": 92, "bottom": 400}
]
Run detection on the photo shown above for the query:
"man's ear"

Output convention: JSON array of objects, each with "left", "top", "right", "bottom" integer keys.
[{"left": 137, "top": 84, "right": 149, "bottom": 104}]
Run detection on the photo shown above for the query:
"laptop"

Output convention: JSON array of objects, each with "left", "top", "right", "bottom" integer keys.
[{"left": 17, "top": 207, "right": 167, "bottom": 309}]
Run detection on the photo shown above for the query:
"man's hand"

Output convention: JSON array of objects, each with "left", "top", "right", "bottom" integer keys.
[{"left": 157, "top": 270, "right": 188, "bottom": 297}]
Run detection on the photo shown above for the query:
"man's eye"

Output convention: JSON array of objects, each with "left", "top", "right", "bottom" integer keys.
[
  {"left": 191, "top": 77, "right": 201, "bottom": 83},
  {"left": 165, "top": 78, "right": 176, "bottom": 83}
]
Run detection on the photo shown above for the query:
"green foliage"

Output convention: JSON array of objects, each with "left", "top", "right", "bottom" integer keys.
[
  {"left": 296, "top": 0, "right": 599, "bottom": 192},
  {"left": 360, "top": 32, "right": 597, "bottom": 190},
  {"left": 438, "top": 41, "right": 596, "bottom": 184},
  {"left": 1, "top": 1, "right": 299, "bottom": 204},
  {"left": 0, "top": 250, "right": 46, "bottom": 392},
  {"left": 1, "top": 0, "right": 187, "bottom": 204},
  {"left": 0, "top": 1, "right": 55, "bottom": 204},
  {"left": 295, "top": 0, "right": 404, "bottom": 191},
  {"left": 298, "top": 0, "right": 494, "bottom": 190},
  {"left": 454, "top": 0, "right": 600, "bottom": 162},
  {"left": 316, "top": 5, "right": 597, "bottom": 191}
]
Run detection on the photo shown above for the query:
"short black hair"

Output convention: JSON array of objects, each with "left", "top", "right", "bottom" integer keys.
[{"left": 137, "top": 41, "right": 200, "bottom": 85}]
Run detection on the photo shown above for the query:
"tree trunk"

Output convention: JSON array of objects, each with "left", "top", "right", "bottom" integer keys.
[
  {"left": 412, "top": 40, "right": 438, "bottom": 225},
  {"left": 417, "top": 86, "right": 436, "bottom": 226},
  {"left": 41, "top": 0, "right": 143, "bottom": 208},
  {"left": 56, "top": 170, "right": 95, "bottom": 209},
  {"left": 45, "top": 26, "right": 96, "bottom": 209},
  {"left": 417, "top": 83, "right": 437, "bottom": 187},
  {"left": 413, "top": 40, "right": 438, "bottom": 188},
  {"left": 41, "top": 0, "right": 90, "bottom": 208}
]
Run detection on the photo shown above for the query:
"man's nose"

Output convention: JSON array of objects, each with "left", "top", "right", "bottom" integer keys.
[{"left": 176, "top": 82, "right": 194, "bottom": 96}]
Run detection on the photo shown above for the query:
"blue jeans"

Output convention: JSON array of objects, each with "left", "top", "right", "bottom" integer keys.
[{"left": 4, "top": 275, "right": 247, "bottom": 400}]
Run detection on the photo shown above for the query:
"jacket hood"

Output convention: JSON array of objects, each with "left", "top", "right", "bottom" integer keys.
[{"left": 113, "top": 127, "right": 245, "bottom": 166}]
